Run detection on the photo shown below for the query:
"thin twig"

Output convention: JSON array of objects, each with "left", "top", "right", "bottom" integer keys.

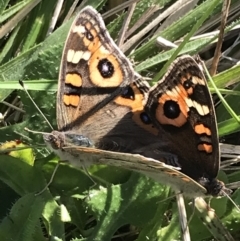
[
  {"left": 222, "top": 33, "right": 240, "bottom": 60},
  {"left": 46, "top": 0, "right": 64, "bottom": 36},
  {"left": 63, "top": 0, "right": 80, "bottom": 22},
  {"left": 210, "top": 0, "right": 231, "bottom": 76},
  {"left": 126, "top": 5, "right": 160, "bottom": 38},
  {"left": 117, "top": 3, "right": 136, "bottom": 47},
  {"left": 175, "top": 24, "right": 240, "bottom": 44},
  {"left": 176, "top": 192, "right": 191, "bottom": 241},
  {"left": 220, "top": 143, "right": 240, "bottom": 155},
  {"left": 156, "top": 36, "right": 177, "bottom": 50},
  {"left": 1, "top": 100, "right": 25, "bottom": 114},
  {"left": 102, "top": 0, "right": 140, "bottom": 19},
  {"left": 0, "top": 0, "right": 42, "bottom": 39},
  {"left": 121, "top": 0, "right": 191, "bottom": 53},
  {"left": 196, "top": 0, "right": 240, "bottom": 35},
  {"left": 156, "top": 0, "right": 198, "bottom": 32}
]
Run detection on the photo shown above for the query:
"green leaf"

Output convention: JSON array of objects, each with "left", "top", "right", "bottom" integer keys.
[
  {"left": 85, "top": 173, "right": 171, "bottom": 240},
  {"left": 0, "top": 193, "right": 45, "bottom": 241}
]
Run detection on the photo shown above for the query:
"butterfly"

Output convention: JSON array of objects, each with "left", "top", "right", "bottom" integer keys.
[{"left": 43, "top": 6, "right": 231, "bottom": 198}]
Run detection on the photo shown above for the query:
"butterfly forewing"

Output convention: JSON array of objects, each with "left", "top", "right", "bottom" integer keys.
[
  {"left": 51, "top": 7, "right": 166, "bottom": 153},
  {"left": 57, "top": 6, "right": 135, "bottom": 131}
]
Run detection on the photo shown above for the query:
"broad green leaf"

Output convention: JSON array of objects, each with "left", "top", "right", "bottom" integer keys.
[
  {"left": 0, "top": 193, "right": 45, "bottom": 241},
  {"left": 85, "top": 173, "right": 171, "bottom": 240}
]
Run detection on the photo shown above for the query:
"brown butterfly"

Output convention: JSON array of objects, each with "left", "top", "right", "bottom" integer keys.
[{"left": 44, "top": 6, "right": 231, "bottom": 198}]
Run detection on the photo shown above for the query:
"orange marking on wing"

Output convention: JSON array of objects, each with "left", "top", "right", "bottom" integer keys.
[
  {"left": 180, "top": 75, "right": 194, "bottom": 95},
  {"left": 181, "top": 177, "right": 191, "bottom": 182},
  {"left": 114, "top": 83, "right": 159, "bottom": 135},
  {"left": 63, "top": 95, "right": 80, "bottom": 107},
  {"left": 65, "top": 73, "right": 82, "bottom": 87},
  {"left": 114, "top": 83, "right": 142, "bottom": 110},
  {"left": 81, "top": 23, "right": 123, "bottom": 87},
  {"left": 83, "top": 22, "right": 101, "bottom": 52},
  {"left": 132, "top": 112, "right": 159, "bottom": 135},
  {"left": 178, "top": 82, "right": 190, "bottom": 98},
  {"left": 80, "top": 23, "right": 124, "bottom": 87},
  {"left": 194, "top": 124, "right": 211, "bottom": 136},
  {"left": 89, "top": 52, "right": 123, "bottom": 87},
  {"left": 156, "top": 90, "right": 188, "bottom": 127},
  {"left": 186, "top": 87, "right": 193, "bottom": 95},
  {"left": 164, "top": 171, "right": 180, "bottom": 177},
  {"left": 198, "top": 143, "right": 212, "bottom": 153}
]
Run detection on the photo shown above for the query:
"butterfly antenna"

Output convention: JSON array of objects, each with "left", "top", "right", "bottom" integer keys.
[
  {"left": 24, "top": 127, "right": 52, "bottom": 135},
  {"left": 19, "top": 80, "right": 54, "bottom": 130}
]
